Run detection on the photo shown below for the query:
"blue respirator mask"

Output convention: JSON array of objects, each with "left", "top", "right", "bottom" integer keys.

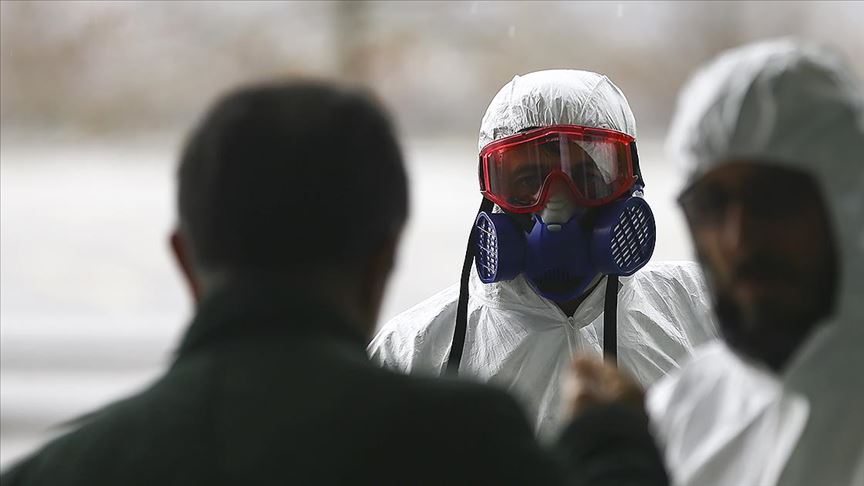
[{"left": 474, "top": 188, "right": 656, "bottom": 302}]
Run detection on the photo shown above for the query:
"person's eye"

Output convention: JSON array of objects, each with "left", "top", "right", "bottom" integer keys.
[
  {"left": 514, "top": 174, "right": 542, "bottom": 190},
  {"left": 687, "top": 187, "right": 728, "bottom": 221},
  {"left": 570, "top": 164, "right": 608, "bottom": 195},
  {"left": 747, "top": 186, "right": 798, "bottom": 217},
  {"left": 572, "top": 161, "right": 603, "bottom": 179},
  {"left": 744, "top": 170, "right": 818, "bottom": 218}
]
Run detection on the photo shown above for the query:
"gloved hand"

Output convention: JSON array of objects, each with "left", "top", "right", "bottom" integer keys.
[{"left": 561, "top": 356, "right": 645, "bottom": 419}]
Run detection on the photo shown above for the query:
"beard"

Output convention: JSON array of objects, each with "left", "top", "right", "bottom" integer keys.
[
  {"left": 714, "top": 292, "right": 820, "bottom": 371},
  {"left": 704, "top": 254, "right": 837, "bottom": 372}
]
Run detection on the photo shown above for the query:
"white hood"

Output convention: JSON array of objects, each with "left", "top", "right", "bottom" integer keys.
[
  {"left": 478, "top": 69, "right": 637, "bottom": 151},
  {"left": 650, "top": 38, "right": 864, "bottom": 486},
  {"left": 666, "top": 38, "right": 864, "bottom": 329}
]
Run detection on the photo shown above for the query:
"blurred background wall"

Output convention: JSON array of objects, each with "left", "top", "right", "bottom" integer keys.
[{"left": 2, "top": 0, "right": 862, "bottom": 468}]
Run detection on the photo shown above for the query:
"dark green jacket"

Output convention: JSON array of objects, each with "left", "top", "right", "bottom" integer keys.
[{"left": 1, "top": 282, "right": 667, "bottom": 485}]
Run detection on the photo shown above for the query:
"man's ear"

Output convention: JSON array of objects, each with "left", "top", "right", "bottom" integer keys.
[{"left": 170, "top": 228, "right": 202, "bottom": 303}]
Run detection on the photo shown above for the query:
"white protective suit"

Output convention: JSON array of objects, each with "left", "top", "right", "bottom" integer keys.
[
  {"left": 647, "top": 39, "right": 864, "bottom": 486},
  {"left": 369, "top": 70, "right": 719, "bottom": 439}
]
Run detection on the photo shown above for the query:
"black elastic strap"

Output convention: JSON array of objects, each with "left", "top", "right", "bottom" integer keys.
[
  {"left": 603, "top": 275, "right": 619, "bottom": 365},
  {"left": 630, "top": 142, "right": 645, "bottom": 188},
  {"left": 445, "top": 197, "right": 494, "bottom": 376}
]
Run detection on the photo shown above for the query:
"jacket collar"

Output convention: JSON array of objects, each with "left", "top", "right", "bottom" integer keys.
[{"left": 175, "top": 278, "right": 368, "bottom": 360}]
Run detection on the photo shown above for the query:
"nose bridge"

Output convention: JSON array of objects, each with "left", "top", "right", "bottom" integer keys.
[
  {"left": 721, "top": 201, "right": 758, "bottom": 252},
  {"left": 543, "top": 170, "right": 578, "bottom": 201},
  {"left": 539, "top": 172, "right": 579, "bottom": 224}
]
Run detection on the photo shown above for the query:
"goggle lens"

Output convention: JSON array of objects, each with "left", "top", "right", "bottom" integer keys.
[{"left": 480, "top": 126, "right": 636, "bottom": 212}]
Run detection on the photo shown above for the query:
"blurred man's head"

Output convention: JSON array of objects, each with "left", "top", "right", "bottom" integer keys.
[
  {"left": 172, "top": 81, "right": 408, "bottom": 333},
  {"left": 667, "top": 39, "right": 864, "bottom": 371},
  {"left": 678, "top": 161, "right": 837, "bottom": 370}
]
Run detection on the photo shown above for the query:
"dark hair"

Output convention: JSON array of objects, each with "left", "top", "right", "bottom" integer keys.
[{"left": 177, "top": 81, "right": 408, "bottom": 276}]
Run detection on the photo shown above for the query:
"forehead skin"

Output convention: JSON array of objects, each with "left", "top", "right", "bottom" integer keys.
[
  {"left": 506, "top": 138, "right": 593, "bottom": 166},
  {"left": 686, "top": 160, "right": 810, "bottom": 197}
]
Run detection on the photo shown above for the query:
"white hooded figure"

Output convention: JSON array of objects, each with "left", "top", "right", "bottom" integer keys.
[
  {"left": 368, "top": 69, "right": 718, "bottom": 439},
  {"left": 647, "top": 39, "right": 864, "bottom": 486}
]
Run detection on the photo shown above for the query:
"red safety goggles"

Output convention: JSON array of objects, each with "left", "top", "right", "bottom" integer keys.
[{"left": 478, "top": 125, "right": 637, "bottom": 213}]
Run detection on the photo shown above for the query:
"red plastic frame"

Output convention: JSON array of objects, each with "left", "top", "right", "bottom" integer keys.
[{"left": 478, "top": 125, "right": 637, "bottom": 213}]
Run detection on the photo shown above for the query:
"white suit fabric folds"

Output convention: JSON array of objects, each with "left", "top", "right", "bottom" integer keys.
[
  {"left": 648, "top": 38, "right": 864, "bottom": 486},
  {"left": 371, "top": 263, "right": 717, "bottom": 439},
  {"left": 369, "top": 70, "right": 719, "bottom": 439}
]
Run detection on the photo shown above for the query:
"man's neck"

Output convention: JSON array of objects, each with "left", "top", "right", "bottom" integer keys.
[
  {"left": 197, "top": 269, "right": 374, "bottom": 340},
  {"left": 554, "top": 274, "right": 605, "bottom": 317}
]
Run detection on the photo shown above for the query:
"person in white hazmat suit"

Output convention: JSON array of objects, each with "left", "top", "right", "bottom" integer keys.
[
  {"left": 369, "top": 69, "right": 718, "bottom": 439},
  {"left": 646, "top": 39, "right": 864, "bottom": 486}
]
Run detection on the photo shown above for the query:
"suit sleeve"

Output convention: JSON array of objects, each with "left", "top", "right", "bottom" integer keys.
[
  {"left": 435, "top": 385, "right": 565, "bottom": 485},
  {"left": 438, "top": 385, "right": 668, "bottom": 486},
  {"left": 0, "top": 459, "right": 29, "bottom": 486},
  {"left": 555, "top": 402, "right": 669, "bottom": 486}
]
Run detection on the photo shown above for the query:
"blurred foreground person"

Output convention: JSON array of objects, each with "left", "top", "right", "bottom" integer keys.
[
  {"left": 646, "top": 39, "right": 864, "bottom": 485},
  {"left": 370, "top": 70, "right": 717, "bottom": 438},
  {"left": 1, "top": 82, "right": 668, "bottom": 485}
]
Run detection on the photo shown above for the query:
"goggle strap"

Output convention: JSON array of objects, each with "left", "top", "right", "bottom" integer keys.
[
  {"left": 630, "top": 142, "right": 645, "bottom": 188},
  {"left": 445, "top": 197, "right": 495, "bottom": 376}
]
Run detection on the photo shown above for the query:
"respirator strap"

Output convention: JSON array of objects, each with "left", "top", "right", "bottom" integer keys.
[
  {"left": 603, "top": 275, "right": 619, "bottom": 365},
  {"left": 445, "top": 197, "right": 494, "bottom": 376}
]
